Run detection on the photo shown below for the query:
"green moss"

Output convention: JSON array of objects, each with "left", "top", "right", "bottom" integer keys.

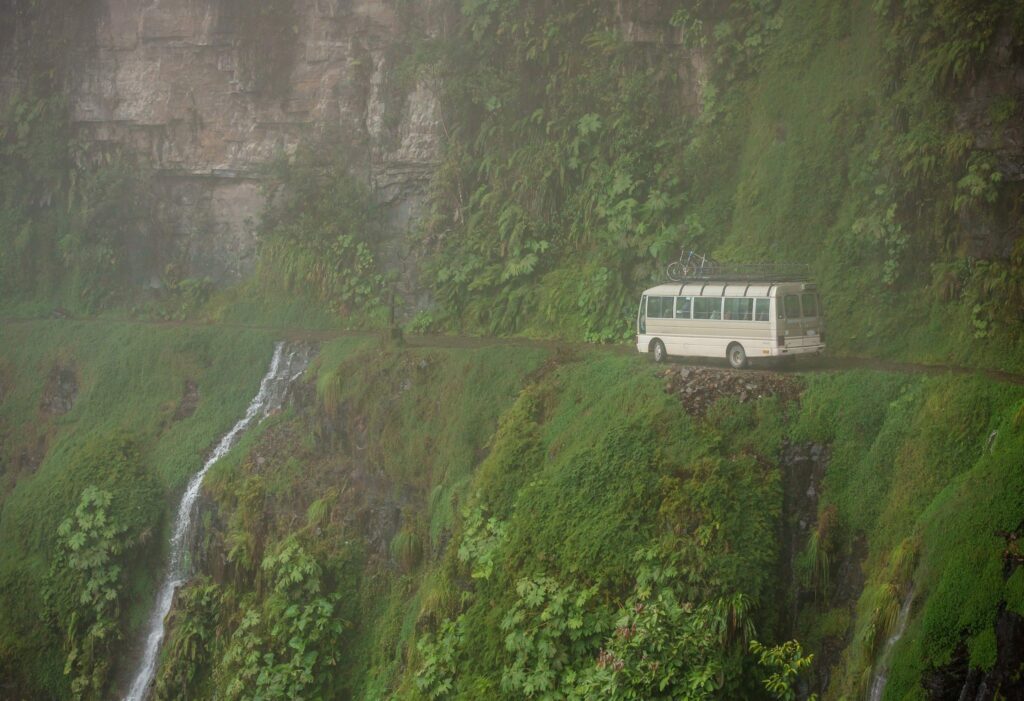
[
  {"left": 0, "top": 320, "right": 276, "bottom": 695},
  {"left": 792, "top": 368, "right": 1024, "bottom": 699},
  {"left": 967, "top": 626, "right": 998, "bottom": 671},
  {"left": 1007, "top": 568, "right": 1024, "bottom": 616}
]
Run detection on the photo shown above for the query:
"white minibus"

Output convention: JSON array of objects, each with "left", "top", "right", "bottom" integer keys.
[{"left": 636, "top": 281, "right": 825, "bottom": 368}]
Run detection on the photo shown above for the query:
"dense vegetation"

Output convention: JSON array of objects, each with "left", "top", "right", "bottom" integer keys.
[
  {"left": 4, "top": 0, "right": 1023, "bottom": 370},
  {"left": 151, "top": 342, "right": 807, "bottom": 700},
  {"left": 1, "top": 323, "right": 1022, "bottom": 699},
  {"left": 409, "top": 0, "right": 1024, "bottom": 367},
  {"left": 789, "top": 372, "right": 1024, "bottom": 698},
  {"left": 1, "top": 0, "right": 1023, "bottom": 699},
  {"left": 0, "top": 322, "right": 275, "bottom": 696}
]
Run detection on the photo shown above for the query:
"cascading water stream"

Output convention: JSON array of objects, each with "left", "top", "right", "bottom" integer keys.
[
  {"left": 867, "top": 586, "right": 915, "bottom": 701},
  {"left": 123, "top": 342, "right": 312, "bottom": 701}
]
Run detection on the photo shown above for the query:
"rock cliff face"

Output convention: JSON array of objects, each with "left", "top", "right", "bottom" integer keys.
[{"left": 31, "top": 0, "right": 444, "bottom": 281}]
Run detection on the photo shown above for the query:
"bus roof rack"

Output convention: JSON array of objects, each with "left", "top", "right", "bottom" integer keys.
[{"left": 667, "top": 256, "right": 810, "bottom": 283}]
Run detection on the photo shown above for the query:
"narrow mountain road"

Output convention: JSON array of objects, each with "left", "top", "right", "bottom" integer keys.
[{"left": 3, "top": 315, "right": 1023, "bottom": 386}]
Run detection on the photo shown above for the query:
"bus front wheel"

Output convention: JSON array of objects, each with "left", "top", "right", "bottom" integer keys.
[
  {"left": 727, "top": 343, "right": 748, "bottom": 369},
  {"left": 651, "top": 339, "right": 667, "bottom": 363}
]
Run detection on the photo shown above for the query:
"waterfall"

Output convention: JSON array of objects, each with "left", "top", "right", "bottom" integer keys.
[
  {"left": 123, "top": 341, "right": 312, "bottom": 701},
  {"left": 867, "top": 587, "right": 915, "bottom": 701}
]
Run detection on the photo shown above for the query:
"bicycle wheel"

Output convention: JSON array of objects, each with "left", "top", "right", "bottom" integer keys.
[{"left": 667, "top": 261, "right": 685, "bottom": 281}]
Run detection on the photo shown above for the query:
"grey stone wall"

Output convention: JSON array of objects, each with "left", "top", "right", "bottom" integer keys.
[{"left": 28, "top": 0, "right": 444, "bottom": 282}]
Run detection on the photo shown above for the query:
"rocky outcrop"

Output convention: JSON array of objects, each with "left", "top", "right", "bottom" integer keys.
[
  {"left": 660, "top": 365, "right": 803, "bottom": 416},
  {"left": 955, "top": 22, "right": 1024, "bottom": 260},
  {"left": 921, "top": 606, "right": 1024, "bottom": 701},
  {"left": 5, "top": 0, "right": 445, "bottom": 282}
]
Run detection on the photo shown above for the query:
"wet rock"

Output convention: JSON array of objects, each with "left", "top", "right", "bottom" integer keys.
[
  {"left": 172, "top": 379, "right": 200, "bottom": 421},
  {"left": 16, "top": 434, "right": 48, "bottom": 474},
  {"left": 2, "top": 0, "right": 445, "bottom": 290},
  {"left": 922, "top": 608, "right": 1024, "bottom": 700},
  {"left": 40, "top": 365, "right": 77, "bottom": 416},
  {"left": 659, "top": 365, "right": 803, "bottom": 417},
  {"left": 778, "top": 440, "right": 842, "bottom": 697}
]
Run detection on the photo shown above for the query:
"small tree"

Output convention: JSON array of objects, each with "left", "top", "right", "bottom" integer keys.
[
  {"left": 49, "top": 486, "right": 129, "bottom": 700},
  {"left": 749, "top": 639, "right": 818, "bottom": 701}
]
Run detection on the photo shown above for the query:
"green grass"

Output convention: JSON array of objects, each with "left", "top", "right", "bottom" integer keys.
[
  {"left": 152, "top": 342, "right": 800, "bottom": 699},
  {"left": 4, "top": 315, "right": 1023, "bottom": 700},
  {"left": 790, "top": 370, "right": 1024, "bottom": 698},
  {"left": 0, "top": 320, "right": 277, "bottom": 695}
]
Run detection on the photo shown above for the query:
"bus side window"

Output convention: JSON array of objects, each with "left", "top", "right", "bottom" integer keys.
[
  {"left": 784, "top": 295, "right": 801, "bottom": 319},
  {"left": 724, "top": 298, "right": 753, "bottom": 321},
  {"left": 675, "top": 296, "right": 692, "bottom": 319},
  {"left": 755, "top": 298, "right": 770, "bottom": 321},
  {"left": 659, "top": 297, "right": 673, "bottom": 318},
  {"left": 801, "top": 293, "right": 818, "bottom": 318},
  {"left": 649, "top": 297, "right": 673, "bottom": 318},
  {"left": 694, "top": 297, "right": 721, "bottom": 320}
]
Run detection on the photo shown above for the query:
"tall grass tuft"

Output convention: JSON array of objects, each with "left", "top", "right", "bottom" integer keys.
[{"left": 390, "top": 528, "right": 424, "bottom": 573}]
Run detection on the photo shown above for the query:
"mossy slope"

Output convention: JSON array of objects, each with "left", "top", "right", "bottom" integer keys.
[{"left": 0, "top": 320, "right": 276, "bottom": 696}]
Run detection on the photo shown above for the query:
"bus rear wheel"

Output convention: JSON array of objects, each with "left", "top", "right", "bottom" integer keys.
[
  {"left": 651, "top": 339, "right": 667, "bottom": 363},
  {"left": 727, "top": 343, "right": 748, "bottom": 369}
]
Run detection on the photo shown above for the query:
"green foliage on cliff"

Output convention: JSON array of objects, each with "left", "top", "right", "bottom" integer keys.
[
  {"left": 46, "top": 485, "right": 134, "bottom": 700},
  {"left": 419, "top": 0, "right": 692, "bottom": 341},
  {"left": 1, "top": 0, "right": 1023, "bottom": 699},
  {"left": 152, "top": 343, "right": 805, "bottom": 700},
  {"left": 217, "top": 536, "right": 347, "bottom": 699},
  {"left": 5, "top": 0, "right": 1021, "bottom": 374},
  {"left": 790, "top": 371, "right": 1024, "bottom": 698},
  {"left": 0, "top": 94, "right": 162, "bottom": 312},
  {"left": 254, "top": 143, "right": 389, "bottom": 324},
  {"left": 409, "top": 0, "right": 1024, "bottom": 369},
  {"left": 0, "top": 321, "right": 276, "bottom": 697},
  {"left": 1, "top": 322, "right": 1022, "bottom": 699}
]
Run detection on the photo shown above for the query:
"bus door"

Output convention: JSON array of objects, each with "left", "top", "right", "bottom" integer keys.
[
  {"left": 781, "top": 293, "right": 807, "bottom": 347},
  {"left": 799, "top": 292, "right": 821, "bottom": 344}
]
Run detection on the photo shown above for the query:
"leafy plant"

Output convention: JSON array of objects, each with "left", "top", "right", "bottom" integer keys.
[
  {"left": 256, "top": 142, "right": 387, "bottom": 322},
  {"left": 415, "top": 616, "right": 465, "bottom": 700},
  {"left": 46, "top": 487, "right": 130, "bottom": 700},
  {"left": 499, "top": 575, "right": 609, "bottom": 698},
  {"left": 749, "top": 639, "right": 817, "bottom": 701},
  {"left": 576, "top": 547, "right": 756, "bottom": 701},
  {"left": 457, "top": 505, "right": 507, "bottom": 581},
  {"left": 218, "top": 536, "right": 347, "bottom": 700},
  {"left": 154, "top": 578, "right": 224, "bottom": 700}
]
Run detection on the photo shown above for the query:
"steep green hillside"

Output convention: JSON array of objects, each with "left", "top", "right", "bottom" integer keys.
[
  {"left": 1, "top": 0, "right": 1023, "bottom": 699},
  {"left": 790, "top": 372, "right": 1024, "bottom": 698},
  {"left": 1, "top": 322, "right": 1021, "bottom": 699},
  {"left": 0, "top": 321, "right": 276, "bottom": 696},
  {"left": 415, "top": 0, "right": 1024, "bottom": 368},
  {"left": 152, "top": 342, "right": 799, "bottom": 700},
  {"left": 145, "top": 340, "right": 1024, "bottom": 701},
  {"left": 4, "top": 0, "right": 1021, "bottom": 373}
]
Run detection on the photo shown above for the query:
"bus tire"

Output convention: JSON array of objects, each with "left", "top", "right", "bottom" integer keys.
[
  {"left": 727, "top": 343, "right": 748, "bottom": 369},
  {"left": 651, "top": 339, "right": 667, "bottom": 363}
]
